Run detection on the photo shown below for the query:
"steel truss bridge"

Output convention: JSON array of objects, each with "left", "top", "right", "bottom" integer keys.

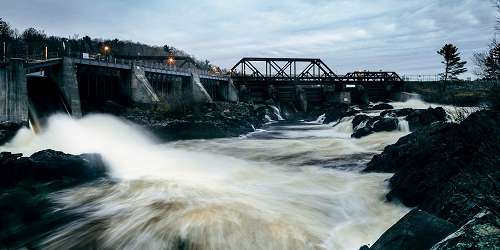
[
  {"left": 230, "top": 57, "right": 404, "bottom": 102},
  {"left": 230, "top": 57, "right": 403, "bottom": 86}
]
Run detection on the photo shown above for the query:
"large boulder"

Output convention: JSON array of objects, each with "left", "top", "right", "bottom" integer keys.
[
  {"left": 0, "top": 150, "right": 108, "bottom": 249},
  {"left": 431, "top": 210, "right": 500, "bottom": 250},
  {"left": 351, "top": 115, "right": 399, "bottom": 138},
  {"left": 372, "top": 118, "right": 399, "bottom": 132},
  {"left": 323, "top": 103, "right": 356, "bottom": 124},
  {"left": 371, "top": 103, "right": 394, "bottom": 110},
  {"left": 406, "top": 107, "right": 446, "bottom": 131},
  {"left": 366, "top": 209, "right": 457, "bottom": 250},
  {"left": 365, "top": 110, "right": 500, "bottom": 226},
  {"left": 0, "top": 150, "right": 107, "bottom": 189}
]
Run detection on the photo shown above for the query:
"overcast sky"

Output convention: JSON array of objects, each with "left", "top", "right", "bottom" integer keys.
[{"left": 1, "top": 0, "right": 497, "bottom": 77}]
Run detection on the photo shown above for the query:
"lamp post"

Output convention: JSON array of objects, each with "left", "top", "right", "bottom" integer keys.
[{"left": 104, "top": 46, "right": 110, "bottom": 61}]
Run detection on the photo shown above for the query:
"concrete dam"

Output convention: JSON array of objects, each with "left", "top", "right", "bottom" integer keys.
[{"left": 0, "top": 57, "right": 404, "bottom": 124}]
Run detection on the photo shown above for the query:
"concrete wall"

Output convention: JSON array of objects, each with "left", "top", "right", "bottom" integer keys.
[
  {"left": 0, "top": 59, "right": 28, "bottom": 122},
  {"left": 191, "top": 73, "right": 213, "bottom": 104},
  {"left": 131, "top": 65, "right": 160, "bottom": 104},
  {"left": 46, "top": 57, "right": 82, "bottom": 117}
]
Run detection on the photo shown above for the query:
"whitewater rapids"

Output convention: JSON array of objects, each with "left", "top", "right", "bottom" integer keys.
[{"left": 1, "top": 98, "right": 467, "bottom": 250}]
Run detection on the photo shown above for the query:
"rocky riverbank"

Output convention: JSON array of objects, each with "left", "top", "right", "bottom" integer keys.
[
  {"left": 120, "top": 102, "right": 279, "bottom": 141},
  {"left": 361, "top": 109, "right": 500, "bottom": 249}
]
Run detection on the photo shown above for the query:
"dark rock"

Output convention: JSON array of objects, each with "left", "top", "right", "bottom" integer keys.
[
  {"left": 0, "top": 122, "right": 26, "bottom": 145},
  {"left": 124, "top": 102, "right": 263, "bottom": 141},
  {"left": 323, "top": 103, "right": 351, "bottom": 124},
  {"left": 351, "top": 115, "right": 399, "bottom": 138},
  {"left": 431, "top": 210, "right": 500, "bottom": 250},
  {"left": 0, "top": 150, "right": 107, "bottom": 189},
  {"left": 406, "top": 107, "right": 446, "bottom": 131},
  {"left": 0, "top": 150, "right": 108, "bottom": 248},
  {"left": 380, "top": 108, "right": 415, "bottom": 118},
  {"left": 352, "top": 114, "right": 371, "bottom": 129},
  {"left": 372, "top": 117, "right": 399, "bottom": 132},
  {"left": 368, "top": 209, "right": 457, "bottom": 250},
  {"left": 365, "top": 110, "right": 500, "bottom": 226},
  {"left": 352, "top": 126, "right": 372, "bottom": 138},
  {"left": 371, "top": 103, "right": 394, "bottom": 110}
]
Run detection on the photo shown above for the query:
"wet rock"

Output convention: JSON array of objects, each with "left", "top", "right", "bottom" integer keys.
[
  {"left": 0, "top": 122, "right": 26, "bottom": 145},
  {"left": 0, "top": 150, "right": 107, "bottom": 189},
  {"left": 124, "top": 102, "right": 263, "bottom": 140},
  {"left": 431, "top": 211, "right": 500, "bottom": 250},
  {"left": 372, "top": 118, "right": 399, "bottom": 132},
  {"left": 352, "top": 126, "right": 373, "bottom": 138},
  {"left": 367, "top": 209, "right": 457, "bottom": 250},
  {"left": 352, "top": 114, "right": 371, "bottom": 129},
  {"left": 371, "top": 103, "right": 394, "bottom": 110},
  {"left": 0, "top": 150, "right": 108, "bottom": 248},
  {"left": 406, "top": 107, "right": 446, "bottom": 131},
  {"left": 351, "top": 115, "right": 399, "bottom": 138},
  {"left": 365, "top": 110, "right": 500, "bottom": 226},
  {"left": 323, "top": 103, "right": 351, "bottom": 124},
  {"left": 380, "top": 108, "right": 415, "bottom": 118}
]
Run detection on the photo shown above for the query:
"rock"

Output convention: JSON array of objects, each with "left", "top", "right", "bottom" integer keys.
[
  {"left": 124, "top": 102, "right": 262, "bottom": 141},
  {"left": 406, "top": 107, "right": 446, "bottom": 131},
  {"left": 371, "top": 103, "right": 394, "bottom": 110},
  {"left": 0, "top": 150, "right": 108, "bottom": 248},
  {"left": 352, "top": 126, "right": 373, "bottom": 138},
  {"left": 365, "top": 110, "right": 500, "bottom": 226},
  {"left": 0, "top": 122, "right": 26, "bottom": 145},
  {"left": 431, "top": 210, "right": 500, "bottom": 250},
  {"left": 323, "top": 103, "right": 351, "bottom": 123},
  {"left": 372, "top": 118, "right": 399, "bottom": 132},
  {"left": 380, "top": 108, "right": 415, "bottom": 118},
  {"left": 0, "top": 150, "right": 107, "bottom": 189},
  {"left": 352, "top": 114, "right": 371, "bottom": 129},
  {"left": 351, "top": 115, "right": 399, "bottom": 138},
  {"left": 368, "top": 209, "right": 457, "bottom": 250}
]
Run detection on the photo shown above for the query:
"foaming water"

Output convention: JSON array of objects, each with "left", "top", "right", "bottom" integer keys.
[{"left": 0, "top": 113, "right": 411, "bottom": 250}]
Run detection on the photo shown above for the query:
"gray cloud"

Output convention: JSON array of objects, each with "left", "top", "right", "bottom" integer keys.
[{"left": 1, "top": 0, "right": 497, "bottom": 77}]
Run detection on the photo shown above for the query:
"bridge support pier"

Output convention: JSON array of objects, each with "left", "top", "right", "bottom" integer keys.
[
  {"left": 131, "top": 65, "right": 160, "bottom": 104},
  {"left": 46, "top": 57, "right": 82, "bottom": 117},
  {"left": 0, "top": 59, "right": 28, "bottom": 122},
  {"left": 190, "top": 73, "right": 213, "bottom": 104}
]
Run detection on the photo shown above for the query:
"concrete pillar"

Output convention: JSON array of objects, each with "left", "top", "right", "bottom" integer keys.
[
  {"left": 130, "top": 65, "right": 160, "bottom": 104},
  {"left": 190, "top": 73, "right": 212, "bottom": 104},
  {"left": 47, "top": 57, "right": 82, "bottom": 117},
  {"left": 216, "top": 79, "right": 238, "bottom": 103},
  {"left": 0, "top": 59, "right": 28, "bottom": 122}
]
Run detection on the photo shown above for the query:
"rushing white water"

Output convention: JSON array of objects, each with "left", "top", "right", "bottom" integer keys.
[{"left": 3, "top": 97, "right": 469, "bottom": 250}]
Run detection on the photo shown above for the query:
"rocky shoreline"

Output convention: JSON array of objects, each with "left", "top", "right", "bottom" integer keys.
[{"left": 361, "top": 109, "right": 500, "bottom": 249}]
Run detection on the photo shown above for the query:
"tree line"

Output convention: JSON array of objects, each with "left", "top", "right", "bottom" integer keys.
[{"left": 0, "top": 18, "right": 213, "bottom": 70}]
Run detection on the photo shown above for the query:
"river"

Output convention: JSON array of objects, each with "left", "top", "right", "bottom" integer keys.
[{"left": 1, "top": 98, "right": 467, "bottom": 250}]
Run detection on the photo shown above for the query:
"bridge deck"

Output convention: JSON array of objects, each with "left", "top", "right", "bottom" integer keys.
[{"left": 23, "top": 58, "right": 228, "bottom": 81}]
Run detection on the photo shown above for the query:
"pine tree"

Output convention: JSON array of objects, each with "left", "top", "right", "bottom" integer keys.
[{"left": 437, "top": 44, "right": 468, "bottom": 81}]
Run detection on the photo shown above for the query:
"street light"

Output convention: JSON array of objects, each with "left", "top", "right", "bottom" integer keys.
[{"left": 103, "top": 45, "right": 110, "bottom": 61}]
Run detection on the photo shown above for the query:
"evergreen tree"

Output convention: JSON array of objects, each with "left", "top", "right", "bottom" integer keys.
[
  {"left": 474, "top": 40, "right": 500, "bottom": 80},
  {"left": 437, "top": 44, "right": 468, "bottom": 81}
]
